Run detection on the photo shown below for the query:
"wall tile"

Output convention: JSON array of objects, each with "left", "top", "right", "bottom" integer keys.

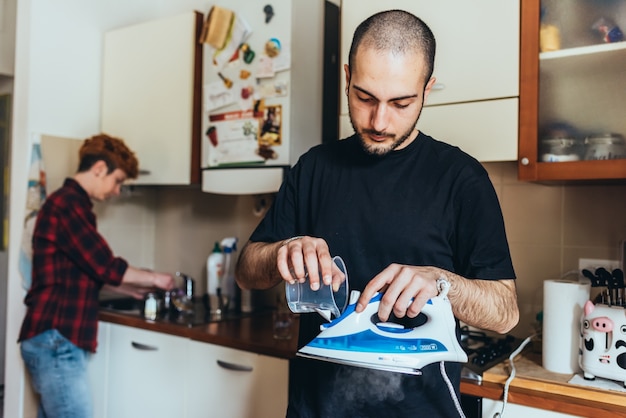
[
  {"left": 94, "top": 189, "right": 158, "bottom": 268},
  {"left": 563, "top": 185, "right": 626, "bottom": 247},
  {"left": 152, "top": 188, "right": 265, "bottom": 295},
  {"left": 563, "top": 246, "right": 622, "bottom": 273},
  {"left": 500, "top": 182, "right": 562, "bottom": 246},
  {"left": 508, "top": 242, "right": 562, "bottom": 337}
]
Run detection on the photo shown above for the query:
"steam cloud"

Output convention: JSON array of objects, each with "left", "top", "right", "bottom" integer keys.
[{"left": 331, "top": 366, "right": 405, "bottom": 415}]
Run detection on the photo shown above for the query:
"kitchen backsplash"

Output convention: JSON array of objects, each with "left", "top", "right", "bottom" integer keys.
[
  {"left": 96, "top": 161, "right": 626, "bottom": 339},
  {"left": 486, "top": 162, "right": 626, "bottom": 337}
]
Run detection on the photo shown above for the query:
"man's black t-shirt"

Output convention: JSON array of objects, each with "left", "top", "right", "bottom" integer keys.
[{"left": 250, "top": 132, "right": 515, "bottom": 417}]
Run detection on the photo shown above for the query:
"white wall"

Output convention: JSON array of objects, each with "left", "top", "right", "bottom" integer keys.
[{"left": 4, "top": 1, "right": 324, "bottom": 417}]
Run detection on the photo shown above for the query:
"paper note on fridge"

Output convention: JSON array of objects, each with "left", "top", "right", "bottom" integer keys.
[
  {"left": 204, "top": 81, "right": 237, "bottom": 112},
  {"left": 205, "top": 110, "right": 265, "bottom": 167}
]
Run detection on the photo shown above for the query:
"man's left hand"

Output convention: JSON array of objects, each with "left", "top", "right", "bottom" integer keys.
[{"left": 355, "top": 264, "right": 444, "bottom": 321}]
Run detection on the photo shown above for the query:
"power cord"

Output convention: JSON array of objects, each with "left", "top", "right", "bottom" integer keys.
[
  {"left": 492, "top": 334, "right": 536, "bottom": 418},
  {"left": 436, "top": 277, "right": 467, "bottom": 418},
  {"left": 440, "top": 361, "right": 467, "bottom": 418}
]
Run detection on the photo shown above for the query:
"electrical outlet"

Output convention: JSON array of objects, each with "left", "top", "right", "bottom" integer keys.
[{"left": 578, "top": 258, "right": 621, "bottom": 273}]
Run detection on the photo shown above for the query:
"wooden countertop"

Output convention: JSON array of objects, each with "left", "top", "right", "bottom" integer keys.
[
  {"left": 98, "top": 308, "right": 300, "bottom": 360},
  {"left": 461, "top": 348, "right": 626, "bottom": 417}
]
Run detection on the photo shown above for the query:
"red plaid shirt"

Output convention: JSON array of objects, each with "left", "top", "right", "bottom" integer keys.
[{"left": 19, "top": 178, "right": 128, "bottom": 352}]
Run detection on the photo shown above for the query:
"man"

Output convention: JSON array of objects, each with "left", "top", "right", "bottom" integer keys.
[
  {"left": 236, "top": 10, "right": 518, "bottom": 417},
  {"left": 19, "top": 133, "right": 176, "bottom": 418}
]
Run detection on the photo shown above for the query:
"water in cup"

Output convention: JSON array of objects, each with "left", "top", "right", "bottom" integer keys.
[{"left": 285, "top": 256, "right": 349, "bottom": 321}]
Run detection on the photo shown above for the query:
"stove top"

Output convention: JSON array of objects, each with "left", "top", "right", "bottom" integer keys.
[{"left": 460, "top": 327, "right": 522, "bottom": 383}]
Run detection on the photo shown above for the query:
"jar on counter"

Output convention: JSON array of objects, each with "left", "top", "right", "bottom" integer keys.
[
  {"left": 143, "top": 292, "right": 159, "bottom": 320},
  {"left": 539, "top": 137, "right": 583, "bottom": 162},
  {"left": 583, "top": 133, "right": 626, "bottom": 161}
]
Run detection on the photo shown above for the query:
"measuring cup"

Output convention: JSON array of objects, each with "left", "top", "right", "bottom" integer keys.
[{"left": 285, "top": 256, "right": 349, "bottom": 321}]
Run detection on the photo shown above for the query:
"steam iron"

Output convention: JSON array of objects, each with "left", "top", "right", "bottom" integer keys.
[{"left": 297, "top": 287, "right": 468, "bottom": 375}]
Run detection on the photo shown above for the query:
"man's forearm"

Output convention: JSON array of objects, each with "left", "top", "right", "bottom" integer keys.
[
  {"left": 235, "top": 241, "right": 284, "bottom": 290},
  {"left": 446, "top": 274, "right": 519, "bottom": 334}
]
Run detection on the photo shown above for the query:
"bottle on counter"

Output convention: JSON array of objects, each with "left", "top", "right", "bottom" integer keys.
[
  {"left": 143, "top": 292, "right": 159, "bottom": 320},
  {"left": 220, "top": 237, "right": 239, "bottom": 312},
  {"left": 206, "top": 241, "right": 223, "bottom": 314}
]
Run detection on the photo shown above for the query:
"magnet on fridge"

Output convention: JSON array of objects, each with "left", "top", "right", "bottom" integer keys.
[
  {"left": 240, "top": 43, "right": 256, "bottom": 64},
  {"left": 263, "top": 5, "right": 274, "bottom": 23},
  {"left": 218, "top": 72, "right": 233, "bottom": 89},
  {"left": 265, "top": 38, "right": 281, "bottom": 58},
  {"left": 206, "top": 126, "right": 218, "bottom": 147},
  {"left": 241, "top": 86, "right": 253, "bottom": 100}
]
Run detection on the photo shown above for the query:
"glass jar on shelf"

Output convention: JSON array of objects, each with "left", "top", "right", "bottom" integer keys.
[
  {"left": 583, "top": 133, "right": 626, "bottom": 161},
  {"left": 539, "top": 137, "right": 583, "bottom": 162}
]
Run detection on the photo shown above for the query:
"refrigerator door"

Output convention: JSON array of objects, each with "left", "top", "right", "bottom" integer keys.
[{"left": 201, "top": 0, "right": 292, "bottom": 170}]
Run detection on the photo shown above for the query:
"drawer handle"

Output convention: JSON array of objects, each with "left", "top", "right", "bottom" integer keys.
[
  {"left": 131, "top": 341, "right": 158, "bottom": 351},
  {"left": 216, "top": 360, "right": 253, "bottom": 372},
  {"left": 431, "top": 82, "right": 446, "bottom": 91}
]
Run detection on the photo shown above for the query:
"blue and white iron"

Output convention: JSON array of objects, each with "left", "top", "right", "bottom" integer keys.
[{"left": 297, "top": 281, "right": 468, "bottom": 375}]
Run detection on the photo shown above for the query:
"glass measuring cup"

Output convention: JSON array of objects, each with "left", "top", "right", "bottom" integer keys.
[{"left": 285, "top": 256, "right": 349, "bottom": 321}]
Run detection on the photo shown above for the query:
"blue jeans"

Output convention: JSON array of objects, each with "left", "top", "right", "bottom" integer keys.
[{"left": 20, "top": 329, "right": 93, "bottom": 418}]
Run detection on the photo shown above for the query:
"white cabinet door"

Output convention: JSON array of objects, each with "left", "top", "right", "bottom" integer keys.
[
  {"left": 339, "top": 99, "right": 519, "bottom": 162},
  {"left": 101, "top": 12, "right": 201, "bottom": 185},
  {"left": 418, "top": 99, "right": 519, "bottom": 162},
  {"left": 186, "top": 340, "right": 288, "bottom": 418},
  {"left": 40, "top": 134, "right": 83, "bottom": 194},
  {"left": 106, "top": 324, "right": 188, "bottom": 418},
  {"left": 87, "top": 322, "right": 110, "bottom": 418}
]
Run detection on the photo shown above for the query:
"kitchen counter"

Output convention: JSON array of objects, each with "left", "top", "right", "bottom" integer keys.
[
  {"left": 101, "top": 309, "right": 624, "bottom": 416},
  {"left": 98, "top": 308, "right": 299, "bottom": 359},
  {"left": 460, "top": 349, "right": 626, "bottom": 417}
]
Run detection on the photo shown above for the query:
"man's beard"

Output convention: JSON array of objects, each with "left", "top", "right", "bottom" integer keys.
[{"left": 348, "top": 105, "right": 422, "bottom": 157}]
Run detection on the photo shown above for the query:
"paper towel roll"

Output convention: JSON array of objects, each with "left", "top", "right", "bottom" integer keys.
[{"left": 542, "top": 279, "right": 590, "bottom": 374}]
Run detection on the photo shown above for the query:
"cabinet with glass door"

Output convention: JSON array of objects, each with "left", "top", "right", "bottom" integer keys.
[{"left": 519, "top": 0, "right": 626, "bottom": 181}]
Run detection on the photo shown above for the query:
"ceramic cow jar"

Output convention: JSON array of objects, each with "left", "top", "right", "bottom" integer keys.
[{"left": 579, "top": 300, "right": 626, "bottom": 387}]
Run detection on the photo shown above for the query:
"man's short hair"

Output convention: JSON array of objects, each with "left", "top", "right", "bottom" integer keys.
[{"left": 348, "top": 9, "right": 436, "bottom": 83}]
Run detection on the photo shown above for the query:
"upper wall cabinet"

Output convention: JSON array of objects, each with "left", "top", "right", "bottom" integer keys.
[
  {"left": 518, "top": 0, "right": 626, "bottom": 181},
  {"left": 339, "top": 0, "right": 520, "bottom": 162},
  {"left": 101, "top": 11, "right": 202, "bottom": 185}
]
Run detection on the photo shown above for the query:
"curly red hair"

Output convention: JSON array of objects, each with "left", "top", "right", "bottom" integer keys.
[{"left": 78, "top": 134, "right": 139, "bottom": 179}]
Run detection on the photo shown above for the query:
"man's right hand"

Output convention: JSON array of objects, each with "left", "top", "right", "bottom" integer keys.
[{"left": 277, "top": 236, "right": 344, "bottom": 292}]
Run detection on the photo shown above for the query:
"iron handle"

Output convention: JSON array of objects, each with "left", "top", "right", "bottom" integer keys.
[{"left": 216, "top": 359, "right": 253, "bottom": 372}]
